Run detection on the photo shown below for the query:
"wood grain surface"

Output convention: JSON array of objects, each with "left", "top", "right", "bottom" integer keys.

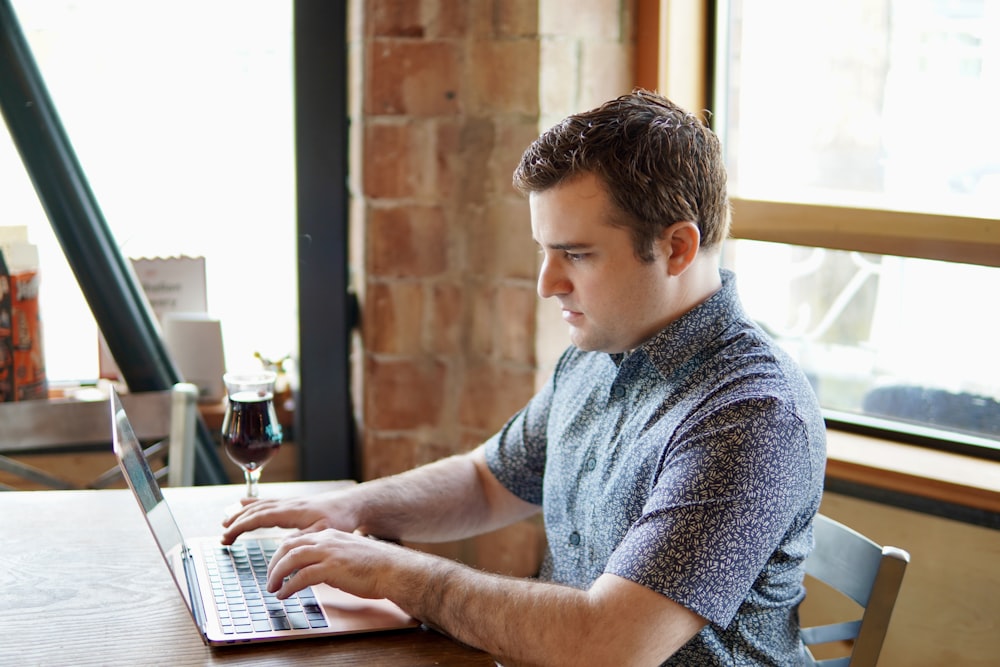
[{"left": 0, "top": 482, "right": 495, "bottom": 666}]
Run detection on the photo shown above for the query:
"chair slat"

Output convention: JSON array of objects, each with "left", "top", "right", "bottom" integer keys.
[
  {"left": 0, "top": 384, "right": 198, "bottom": 490},
  {"left": 0, "top": 454, "right": 76, "bottom": 489},
  {"left": 801, "top": 513, "right": 910, "bottom": 667},
  {"left": 800, "top": 619, "right": 861, "bottom": 645}
]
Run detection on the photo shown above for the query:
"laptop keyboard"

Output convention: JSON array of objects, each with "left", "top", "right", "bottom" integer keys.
[{"left": 205, "top": 538, "right": 329, "bottom": 635}]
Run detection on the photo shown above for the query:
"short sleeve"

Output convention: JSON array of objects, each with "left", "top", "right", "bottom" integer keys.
[
  {"left": 605, "top": 398, "right": 816, "bottom": 627},
  {"left": 483, "top": 374, "right": 554, "bottom": 506}
]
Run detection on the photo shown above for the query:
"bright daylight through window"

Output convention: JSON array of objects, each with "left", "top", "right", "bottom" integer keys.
[
  {"left": 717, "top": 0, "right": 1000, "bottom": 454},
  {"left": 1, "top": 1, "right": 295, "bottom": 384}
]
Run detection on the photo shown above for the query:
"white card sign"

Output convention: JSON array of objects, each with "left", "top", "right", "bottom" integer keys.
[{"left": 99, "top": 256, "right": 223, "bottom": 400}]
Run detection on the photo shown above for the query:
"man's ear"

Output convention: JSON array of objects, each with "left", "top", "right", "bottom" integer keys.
[{"left": 659, "top": 221, "right": 701, "bottom": 275}]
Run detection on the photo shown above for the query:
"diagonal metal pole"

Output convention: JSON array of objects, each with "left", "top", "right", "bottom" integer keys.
[{"left": 0, "top": 0, "right": 227, "bottom": 484}]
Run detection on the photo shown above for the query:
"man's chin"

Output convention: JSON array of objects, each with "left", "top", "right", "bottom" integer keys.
[
  {"left": 570, "top": 330, "right": 629, "bottom": 354},
  {"left": 568, "top": 329, "right": 587, "bottom": 351},
  {"left": 568, "top": 330, "right": 599, "bottom": 353}
]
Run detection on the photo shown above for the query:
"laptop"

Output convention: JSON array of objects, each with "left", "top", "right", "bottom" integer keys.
[{"left": 110, "top": 388, "right": 419, "bottom": 646}]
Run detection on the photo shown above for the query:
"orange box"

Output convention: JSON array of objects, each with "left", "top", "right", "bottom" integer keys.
[
  {"left": 11, "top": 266, "right": 46, "bottom": 400},
  {"left": 0, "top": 251, "right": 12, "bottom": 402}
]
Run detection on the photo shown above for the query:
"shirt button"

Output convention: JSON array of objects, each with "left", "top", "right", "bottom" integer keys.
[
  {"left": 611, "top": 385, "right": 626, "bottom": 399},
  {"left": 585, "top": 457, "right": 597, "bottom": 471},
  {"left": 569, "top": 531, "right": 581, "bottom": 546}
]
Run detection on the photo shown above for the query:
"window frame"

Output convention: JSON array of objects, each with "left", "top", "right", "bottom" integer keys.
[
  {"left": 729, "top": 198, "right": 1000, "bottom": 269},
  {"left": 294, "top": 1, "right": 356, "bottom": 481}
]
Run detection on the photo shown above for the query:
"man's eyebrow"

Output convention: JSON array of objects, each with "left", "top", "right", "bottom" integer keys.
[{"left": 535, "top": 241, "right": 592, "bottom": 251}]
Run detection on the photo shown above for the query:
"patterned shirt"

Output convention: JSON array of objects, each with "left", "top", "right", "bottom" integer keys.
[{"left": 484, "top": 269, "right": 826, "bottom": 666}]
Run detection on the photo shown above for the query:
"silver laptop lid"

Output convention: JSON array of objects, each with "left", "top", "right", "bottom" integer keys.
[{"left": 110, "top": 388, "right": 199, "bottom": 620}]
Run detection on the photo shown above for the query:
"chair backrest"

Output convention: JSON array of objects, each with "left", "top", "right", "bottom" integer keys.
[
  {"left": 0, "top": 383, "right": 198, "bottom": 490},
  {"left": 801, "top": 513, "right": 910, "bottom": 667}
]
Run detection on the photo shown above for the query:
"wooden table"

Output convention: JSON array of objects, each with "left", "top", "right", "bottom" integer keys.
[{"left": 0, "top": 481, "right": 495, "bottom": 666}]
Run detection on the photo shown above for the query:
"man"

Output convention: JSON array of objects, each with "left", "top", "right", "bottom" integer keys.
[{"left": 223, "top": 90, "right": 826, "bottom": 666}]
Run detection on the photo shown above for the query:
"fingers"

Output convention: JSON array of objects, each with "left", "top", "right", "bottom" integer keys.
[
  {"left": 221, "top": 497, "right": 260, "bottom": 527},
  {"left": 263, "top": 530, "right": 403, "bottom": 602},
  {"left": 220, "top": 493, "right": 352, "bottom": 545},
  {"left": 269, "top": 563, "right": 318, "bottom": 599},
  {"left": 220, "top": 499, "right": 289, "bottom": 544},
  {"left": 266, "top": 536, "right": 329, "bottom": 599}
]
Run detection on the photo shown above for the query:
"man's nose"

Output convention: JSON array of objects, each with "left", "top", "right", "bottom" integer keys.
[{"left": 537, "top": 257, "right": 569, "bottom": 299}]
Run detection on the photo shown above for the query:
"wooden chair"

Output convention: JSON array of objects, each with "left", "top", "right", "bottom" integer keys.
[
  {"left": 801, "top": 513, "right": 910, "bottom": 667},
  {"left": 0, "top": 383, "right": 198, "bottom": 490}
]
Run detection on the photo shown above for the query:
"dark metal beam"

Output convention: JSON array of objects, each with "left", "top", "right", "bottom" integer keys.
[
  {"left": 0, "top": 0, "right": 227, "bottom": 485},
  {"left": 294, "top": 0, "right": 356, "bottom": 480}
]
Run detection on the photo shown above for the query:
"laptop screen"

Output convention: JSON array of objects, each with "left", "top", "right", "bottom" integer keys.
[{"left": 110, "top": 389, "right": 186, "bottom": 569}]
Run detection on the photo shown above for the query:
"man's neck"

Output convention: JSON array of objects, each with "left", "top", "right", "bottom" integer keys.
[{"left": 671, "top": 254, "right": 723, "bottom": 320}]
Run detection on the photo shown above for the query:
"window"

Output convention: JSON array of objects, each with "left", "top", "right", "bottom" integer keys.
[
  {"left": 716, "top": 0, "right": 1000, "bottom": 455},
  {"left": 2, "top": 0, "right": 295, "bottom": 383}
]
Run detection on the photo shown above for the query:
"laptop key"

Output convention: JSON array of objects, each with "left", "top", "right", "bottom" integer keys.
[{"left": 287, "top": 612, "right": 310, "bottom": 630}]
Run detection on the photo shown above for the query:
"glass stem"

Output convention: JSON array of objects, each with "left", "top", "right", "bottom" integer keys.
[{"left": 244, "top": 467, "right": 262, "bottom": 498}]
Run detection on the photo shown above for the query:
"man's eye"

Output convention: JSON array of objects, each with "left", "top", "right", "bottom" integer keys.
[{"left": 565, "top": 252, "right": 587, "bottom": 261}]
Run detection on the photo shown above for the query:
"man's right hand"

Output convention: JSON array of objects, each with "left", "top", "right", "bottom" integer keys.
[{"left": 220, "top": 491, "right": 359, "bottom": 545}]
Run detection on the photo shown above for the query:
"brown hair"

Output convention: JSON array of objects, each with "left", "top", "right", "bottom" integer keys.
[{"left": 513, "top": 90, "right": 730, "bottom": 261}]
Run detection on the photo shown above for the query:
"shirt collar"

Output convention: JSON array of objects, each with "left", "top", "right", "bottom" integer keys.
[{"left": 616, "top": 269, "right": 746, "bottom": 377}]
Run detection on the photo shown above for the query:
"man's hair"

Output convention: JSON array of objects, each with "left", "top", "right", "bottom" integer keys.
[{"left": 512, "top": 89, "right": 730, "bottom": 261}]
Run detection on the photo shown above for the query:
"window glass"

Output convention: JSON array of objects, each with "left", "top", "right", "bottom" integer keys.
[
  {"left": 721, "top": 0, "right": 1000, "bottom": 218},
  {"left": 724, "top": 240, "right": 1000, "bottom": 448},
  {"left": 718, "top": 0, "right": 1000, "bottom": 451},
  {"left": 1, "top": 0, "right": 295, "bottom": 382}
]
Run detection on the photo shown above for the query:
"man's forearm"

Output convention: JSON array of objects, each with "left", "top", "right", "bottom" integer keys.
[
  {"left": 394, "top": 549, "right": 592, "bottom": 666},
  {"left": 383, "top": 549, "right": 694, "bottom": 667},
  {"left": 351, "top": 447, "right": 534, "bottom": 543}
]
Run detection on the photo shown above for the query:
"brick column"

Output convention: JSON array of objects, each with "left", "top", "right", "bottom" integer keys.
[
  {"left": 348, "top": 0, "right": 634, "bottom": 573},
  {"left": 351, "top": 0, "right": 541, "bottom": 480}
]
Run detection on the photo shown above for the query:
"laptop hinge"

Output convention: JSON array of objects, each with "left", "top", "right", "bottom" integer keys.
[{"left": 180, "top": 546, "right": 209, "bottom": 638}]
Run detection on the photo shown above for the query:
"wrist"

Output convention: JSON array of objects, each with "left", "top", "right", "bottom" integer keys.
[
  {"left": 388, "top": 547, "right": 460, "bottom": 625},
  {"left": 340, "top": 485, "right": 389, "bottom": 538}
]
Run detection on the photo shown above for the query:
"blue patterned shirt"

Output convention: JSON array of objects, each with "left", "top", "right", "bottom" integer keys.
[{"left": 485, "top": 269, "right": 826, "bottom": 666}]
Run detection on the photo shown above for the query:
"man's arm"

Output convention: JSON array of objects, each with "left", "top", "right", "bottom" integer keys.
[
  {"left": 222, "top": 446, "right": 538, "bottom": 544},
  {"left": 355, "top": 446, "right": 540, "bottom": 541},
  {"left": 268, "top": 529, "right": 706, "bottom": 666}
]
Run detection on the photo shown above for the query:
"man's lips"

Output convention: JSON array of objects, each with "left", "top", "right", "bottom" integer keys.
[{"left": 560, "top": 307, "right": 583, "bottom": 323}]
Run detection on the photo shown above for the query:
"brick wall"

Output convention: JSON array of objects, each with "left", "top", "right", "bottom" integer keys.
[{"left": 348, "top": 0, "right": 634, "bottom": 572}]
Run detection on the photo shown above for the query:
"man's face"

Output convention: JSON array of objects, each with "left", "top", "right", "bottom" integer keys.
[{"left": 530, "top": 173, "right": 674, "bottom": 354}]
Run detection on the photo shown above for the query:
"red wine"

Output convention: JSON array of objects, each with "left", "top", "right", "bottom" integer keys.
[{"left": 221, "top": 391, "right": 283, "bottom": 470}]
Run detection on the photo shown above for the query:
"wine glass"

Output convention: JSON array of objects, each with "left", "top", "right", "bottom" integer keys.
[{"left": 221, "top": 371, "right": 283, "bottom": 499}]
